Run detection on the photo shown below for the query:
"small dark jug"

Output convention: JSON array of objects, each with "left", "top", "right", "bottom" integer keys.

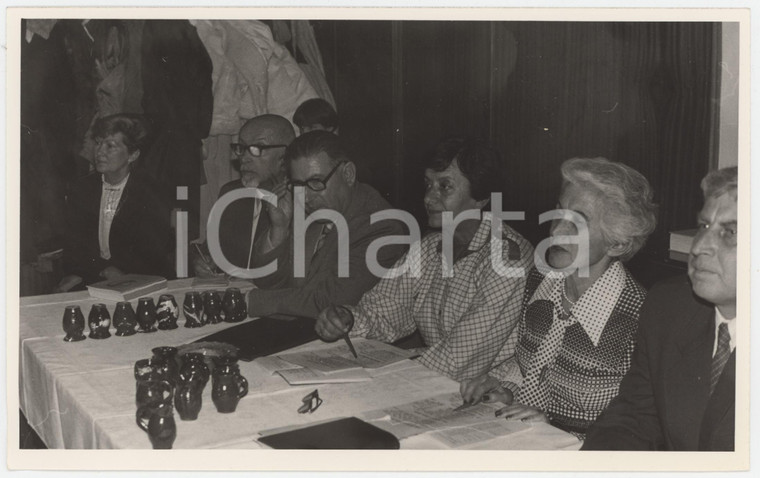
[
  {"left": 178, "top": 353, "right": 210, "bottom": 386},
  {"left": 183, "top": 291, "right": 204, "bottom": 328},
  {"left": 151, "top": 346, "right": 179, "bottom": 385},
  {"left": 202, "top": 291, "right": 224, "bottom": 324},
  {"left": 136, "top": 400, "right": 177, "bottom": 449},
  {"left": 211, "top": 355, "right": 248, "bottom": 413},
  {"left": 135, "top": 377, "right": 173, "bottom": 409},
  {"left": 134, "top": 358, "right": 173, "bottom": 407},
  {"left": 62, "top": 305, "right": 86, "bottom": 342},
  {"left": 136, "top": 297, "right": 158, "bottom": 333},
  {"left": 174, "top": 381, "right": 204, "bottom": 421},
  {"left": 113, "top": 301, "right": 138, "bottom": 336},
  {"left": 134, "top": 357, "right": 169, "bottom": 381},
  {"left": 156, "top": 294, "right": 179, "bottom": 330},
  {"left": 174, "top": 353, "right": 210, "bottom": 421},
  {"left": 87, "top": 304, "right": 111, "bottom": 339},
  {"left": 222, "top": 288, "right": 247, "bottom": 323}
]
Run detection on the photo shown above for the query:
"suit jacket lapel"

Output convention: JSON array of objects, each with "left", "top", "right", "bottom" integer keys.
[{"left": 662, "top": 307, "right": 714, "bottom": 449}]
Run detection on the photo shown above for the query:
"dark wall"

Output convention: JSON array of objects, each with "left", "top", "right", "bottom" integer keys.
[
  {"left": 314, "top": 20, "right": 720, "bottom": 269},
  {"left": 314, "top": 21, "right": 395, "bottom": 205}
]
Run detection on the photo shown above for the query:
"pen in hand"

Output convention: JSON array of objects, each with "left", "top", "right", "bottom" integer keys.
[
  {"left": 335, "top": 305, "right": 358, "bottom": 359},
  {"left": 343, "top": 334, "right": 358, "bottom": 359}
]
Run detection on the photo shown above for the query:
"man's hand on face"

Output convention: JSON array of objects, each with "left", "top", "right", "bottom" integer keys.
[{"left": 262, "top": 182, "right": 293, "bottom": 249}]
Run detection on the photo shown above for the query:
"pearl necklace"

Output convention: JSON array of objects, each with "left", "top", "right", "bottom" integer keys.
[{"left": 561, "top": 279, "right": 577, "bottom": 307}]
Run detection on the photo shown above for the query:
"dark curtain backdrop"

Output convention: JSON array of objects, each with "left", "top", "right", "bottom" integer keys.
[
  {"left": 317, "top": 21, "right": 721, "bottom": 278},
  {"left": 492, "top": 22, "right": 719, "bottom": 254}
]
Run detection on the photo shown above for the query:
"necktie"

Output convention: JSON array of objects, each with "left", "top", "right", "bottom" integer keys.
[
  {"left": 312, "top": 223, "right": 334, "bottom": 258},
  {"left": 245, "top": 200, "right": 262, "bottom": 270},
  {"left": 710, "top": 322, "right": 731, "bottom": 394}
]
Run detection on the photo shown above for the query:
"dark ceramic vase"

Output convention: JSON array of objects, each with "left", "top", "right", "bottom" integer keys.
[
  {"left": 211, "top": 356, "right": 248, "bottom": 413},
  {"left": 62, "top": 305, "right": 86, "bottom": 342}
]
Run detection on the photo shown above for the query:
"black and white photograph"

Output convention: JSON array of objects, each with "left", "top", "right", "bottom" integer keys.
[{"left": 6, "top": 3, "right": 752, "bottom": 473}]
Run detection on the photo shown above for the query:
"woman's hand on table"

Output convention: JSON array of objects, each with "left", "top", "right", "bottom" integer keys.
[
  {"left": 192, "top": 255, "right": 220, "bottom": 278},
  {"left": 460, "top": 374, "right": 513, "bottom": 405},
  {"left": 100, "top": 266, "right": 125, "bottom": 280},
  {"left": 495, "top": 403, "right": 550, "bottom": 424},
  {"left": 52, "top": 275, "right": 83, "bottom": 293},
  {"left": 315, "top": 305, "right": 354, "bottom": 341}
]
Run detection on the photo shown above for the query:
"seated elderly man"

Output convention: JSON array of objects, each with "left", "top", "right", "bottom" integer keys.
[
  {"left": 461, "top": 157, "right": 657, "bottom": 440},
  {"left": 194, "top": 114, "right": 295, "bottom": 277},
  {"left": 583, "top": 166, "right": 738, "bottom": 451},
  {"left": 247, "top": 130, "right": 407, "bottom": 318},
  {"left": 315, "top": 138, "right": 534, "bottom": 382}
]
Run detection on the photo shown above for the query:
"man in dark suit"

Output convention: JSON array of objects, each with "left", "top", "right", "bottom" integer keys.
[
  {"left": 583, "top": 166, "right": 737, "bottom": 451},
  {"left": 193, "top": 114, "right": 295, "bottom": 276}
]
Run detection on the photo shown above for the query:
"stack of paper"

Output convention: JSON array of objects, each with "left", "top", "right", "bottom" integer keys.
[
  {"left": 276, "top": 367, "right": 371, "bottom": 385},
  {"left": 265, "top": 339, "right": 417, "bottom": 385},
  {"left": 361, "top": 392, "right": 530, "bottom": 448},
  {"left": 273, "top": 348, "right": 369, "bottom": 384}
]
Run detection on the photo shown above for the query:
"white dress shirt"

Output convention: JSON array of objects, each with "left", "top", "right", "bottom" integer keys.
[
  {"left": 713, "top": 307, "right": 736, "bottom": 357},
  {"left": 98, "top": 174, "right": 129, "bottom": 260}
]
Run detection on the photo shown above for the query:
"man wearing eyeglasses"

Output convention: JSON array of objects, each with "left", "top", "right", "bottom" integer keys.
[
  {"left": 246, "top": 130, "right": 407, "bottom": 319},
  {"left": 193, "top": 114, "right": 295, "bottom": 277}
]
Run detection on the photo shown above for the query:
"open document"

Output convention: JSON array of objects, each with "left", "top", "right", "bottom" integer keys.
[
  {"left": 361, "top": 392, "right": 530, "bottom": 448},
  {"left": 277, "top": 339, "right": 416, "bottom": 372},
  {"left": 275, "top": 366, "right": 371, "bottom": 385},
  {"left": 263, "top": 339, "right": 417, "bottom": 384}
]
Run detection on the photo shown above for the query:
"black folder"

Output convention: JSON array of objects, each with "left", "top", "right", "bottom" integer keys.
[
  {"left": 194, "top": 315, "right": 319, "bottom": 361},
  {"left": 258, "top": 417, "right": 400, "bottom": 449}
]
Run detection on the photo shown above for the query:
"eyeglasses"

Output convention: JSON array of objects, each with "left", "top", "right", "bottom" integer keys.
[
  {"left": 297, "top": 389, "right": 323, "bottom": 414},
  {"left": 287, "top": 161, "right": 345, "bottom": 192},
  {"left": 230, "top": 143, "right": 287, "bottom": 158}
]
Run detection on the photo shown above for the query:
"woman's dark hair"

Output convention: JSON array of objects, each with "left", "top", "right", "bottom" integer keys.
[
  {"left": 293, "top": 98, "right": 339, "bottom": 130},
  {"left": 424, "top": 137, "right": 504, "bottom": 201},
  {"left": 92, "top": 114, "right": 149, "bottom": 153}
]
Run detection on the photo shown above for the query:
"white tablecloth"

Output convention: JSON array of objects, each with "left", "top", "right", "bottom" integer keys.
[{"left": 18, "top": 279, "right": 581, "bottom": 450}]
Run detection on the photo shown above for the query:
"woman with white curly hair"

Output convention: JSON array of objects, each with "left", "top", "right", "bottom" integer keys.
[{"left": 461, "top": 157, "right": 657, "bottom": 440}]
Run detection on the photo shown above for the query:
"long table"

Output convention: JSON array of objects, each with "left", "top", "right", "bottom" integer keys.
[{"left": 17, "top": 278, "right": 581, "bottom": 450}]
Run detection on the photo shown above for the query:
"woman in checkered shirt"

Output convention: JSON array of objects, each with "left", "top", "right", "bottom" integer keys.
[{"left": 461, "top": 157, "right": 657, "bottom": 440}]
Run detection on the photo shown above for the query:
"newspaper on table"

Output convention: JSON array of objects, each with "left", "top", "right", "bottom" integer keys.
[
  {"left": 277, "top": 350, "right": 362, "bottom": 373},
  {"left": 275, "top": 366, "right": 371, "bottom": 385},
  {"left": 275, "top": 339, "right": 417, "bottom": 373},
  {"left": 361, "top": 392, "right": 530, "bottom": 448},
  {"left": 259, "top": 339, "right": 417, "bottom": 385}
]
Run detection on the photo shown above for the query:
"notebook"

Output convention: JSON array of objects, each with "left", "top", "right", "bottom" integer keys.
[
  {"left": 258, "top": 417, "right": 400, "bottom": 449},
  {"left": 193, "top": 315, "right": 319, "bottom": 361},
  {"left": 86, "top": 274, "right": 167, "bottom": 301}
]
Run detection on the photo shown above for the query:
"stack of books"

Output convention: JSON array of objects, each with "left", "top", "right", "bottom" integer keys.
[
  {"left": 87, "top": 274, "right": 168, "bottom": 301},
  {"left": 668, "top": 228, "right": 697, "bottom": 262}
]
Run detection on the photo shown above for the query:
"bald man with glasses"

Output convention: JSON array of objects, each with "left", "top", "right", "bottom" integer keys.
[
  {"left": 247, "top": 130, "right": 408, "bottom": 319},
  {"left": 193, "top": 114, "right": 294, "bottom": 277}
]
